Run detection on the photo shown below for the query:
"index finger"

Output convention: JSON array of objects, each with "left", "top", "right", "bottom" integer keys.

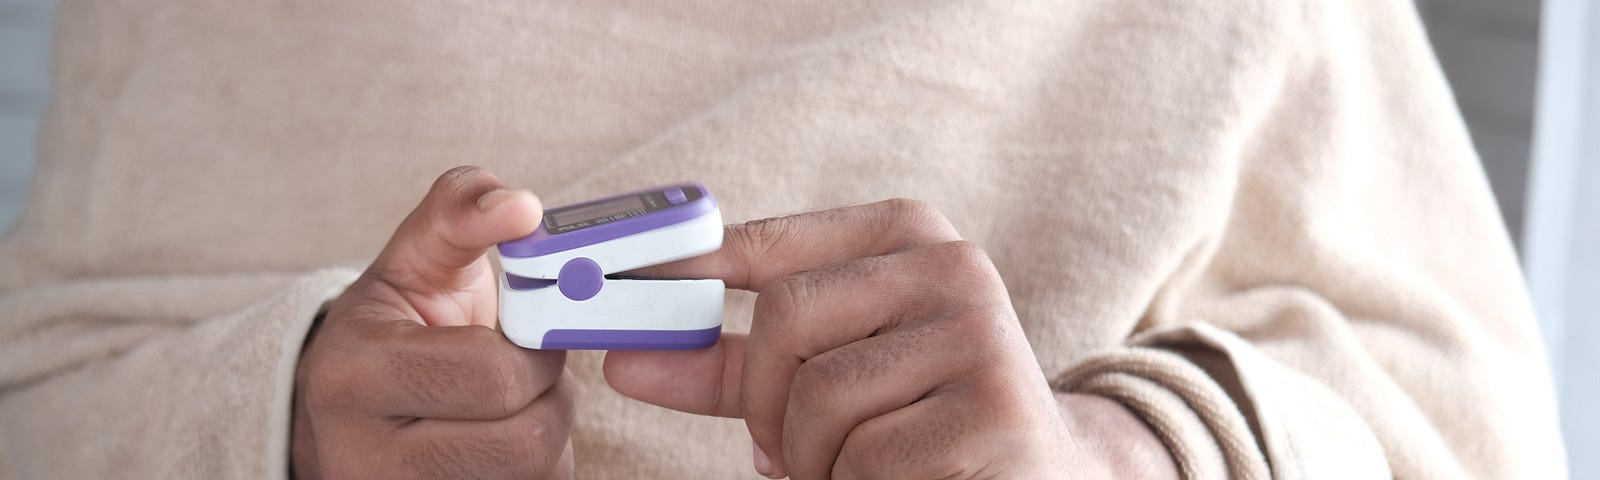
[{"left": 627, "top": 198, "right": 961, "bottom": 291}]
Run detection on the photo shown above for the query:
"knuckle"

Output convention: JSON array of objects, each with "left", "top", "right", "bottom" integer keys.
[
  {"left": 955, "top": 329, "right": 1008, "bottom": 372},
  {"left": 788, "top": 361, "right": 839, "bottom": 411},
  {"left": 431, "top": 165, "right": 486, "bottom": 196},
  {"left": 930, "top": 240, "right": 1004, "bottom": 290},
  {"left": 405, "top": 436, "right": 496, "bottom": 479},
  {"left": 838, "top": 414, "right": 977, "bottom": 480},
  {"left": 463, "top": 331, "right": 536, "bottom": 416},
  {"left": 837, "top": 422, "right": 898, "bottom": 478},
  {"left": 302, "top": 332, "right": 376, "bottom": 414},
  {"left": 480, "top": 369, "right": 529, "bottom": 419},
  {"left": 879, "top": 198, "right": 957, "bottom": 242},
  {"left": 940, "top": 312, "right": 1026, "bottom": 377},
  {"left": 301, "top": 359, "right": 354, "bottom": 414},
  {"left": 938, "top": 240, "right": 991, "bottom": 270},
  {"left": 735, "top": 215, "right": 794, "bottom": 254},
  {"left": 412, "top": 166, "right": 501, "bottom": 255},
  {"left": 757, "top": 273, "right": 814, "bottom": 325},
  {"left": 504, "top": 436, "right": 557, "bottom": 479},
  {"left": 427, "top": 166, "right": 503, "bottom": 221},
  {"left": 971, "top": 372, "right": 1033, "bottom": 414},
  {"left": 508, "top": 392, "right": 574, "bottom": 478},
  {"left": 405, "top": 398, "right": 572, "bottom": 480},
  {"left": 798, "top": 347, "right": 871, "bottom": 394},
  {"left": 880, "top": 197, "right": 936, "bottom": 223},
  {"left": 728, "top": 216, "right": 799, "bottom": 286}
]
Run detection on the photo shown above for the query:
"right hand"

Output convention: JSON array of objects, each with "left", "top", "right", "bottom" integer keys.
[{"left": 292, "top": 167, "right": 574, "bottom": 479}]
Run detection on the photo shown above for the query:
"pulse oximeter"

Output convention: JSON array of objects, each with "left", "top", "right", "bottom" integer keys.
[{"left": 496, "top": 183, "right": 724, "bottom": 350}]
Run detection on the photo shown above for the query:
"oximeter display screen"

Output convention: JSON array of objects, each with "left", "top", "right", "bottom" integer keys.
[
  {"left": 551, "top": 196, "right": 646, "bottom": 227},
  {"left": 545, "top": 189, "right": 685, "bottom": 234}
]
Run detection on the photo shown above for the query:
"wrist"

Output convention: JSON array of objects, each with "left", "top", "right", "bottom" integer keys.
[
  {"left": 290, "top": 307, "right": 330, "bottom": 480},
  {"left": 1054, "top": 392, "right": 1179, "bottom": 479}
]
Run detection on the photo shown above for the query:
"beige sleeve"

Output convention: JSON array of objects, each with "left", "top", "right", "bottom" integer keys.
[
  {"left": 1051, "top": 1, "right": 1565, "bottom": 479},
  {"left": 0, "top": 268, "right": 358, "bottom": 478},
  {"left": 0, "top": 0, "right": 1566, "bottom": 477}
]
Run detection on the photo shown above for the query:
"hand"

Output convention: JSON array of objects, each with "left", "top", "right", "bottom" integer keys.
[
  {"left": 292, "top": 167, "right": 574, "bottom": 479},
  {"left": 604, "top": 199, "right": 1177, "bottom": 479}
]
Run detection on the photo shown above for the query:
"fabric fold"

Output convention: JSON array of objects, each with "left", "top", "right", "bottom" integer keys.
[
  {"left": 0, "top": 268, "right": 357, "bottom": 479},
  {"left": 1055, "top": 347, "right": 1269, "bottom": 480}
]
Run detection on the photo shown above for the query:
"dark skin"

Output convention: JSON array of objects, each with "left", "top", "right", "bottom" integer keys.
[{"left": 292, "top": 167, "right": 1177, "bottom": 479}]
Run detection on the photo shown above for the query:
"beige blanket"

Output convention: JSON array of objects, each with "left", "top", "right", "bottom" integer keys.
[{"left": 0, "top": 0, "right": 1566, "bottom": 478}]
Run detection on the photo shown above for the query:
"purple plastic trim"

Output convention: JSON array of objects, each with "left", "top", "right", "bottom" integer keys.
[
  {"left": 665, "top": 188, "right": 687, "bottom": 205},
  {"left": 505, "top": 274, "right": 556, "bottom": 290},
  {"left": 497, "top": 183, "right": 716, "bottom": 259},
  {"left": 557, "top": 257, "right": 604, "bottom": 301},
  {"left": 541, "top": 326, "right": 722, "bottom": 350}
]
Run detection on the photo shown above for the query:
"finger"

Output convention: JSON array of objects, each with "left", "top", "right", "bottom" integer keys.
[
  {"left": 604, "top": 200, "right": 962, "bottom": 421},
  {"left": 312, "top": 321, "right": 566, "bottom": 420},
  {"left": 371, "top": 166, "right": 543, "bottom": 292},
  {"left": 832, "top": 390, "right": 996, "bottom": 480},
  {"left": 627, "top": 198, "right": 959, "bottom": 291},
  {"left": 780, "top": 327, "right": 963, "bottom": 480},
  {"left": 396, "top": 375, "right": 575, "bottom": 479},
  {"left": 742, "top": 242, "right": 999, "bottom": 477},
  {"left": 602, "top": 333, "right": 748, "bottom": 418}
]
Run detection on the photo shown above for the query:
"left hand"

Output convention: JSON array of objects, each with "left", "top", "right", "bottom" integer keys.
[
  {"left": 292, "top": 167, "right": 573, "bottom": 479},
  {"left": 604, "top": 199, "right": 1177, "bottom": 479}
]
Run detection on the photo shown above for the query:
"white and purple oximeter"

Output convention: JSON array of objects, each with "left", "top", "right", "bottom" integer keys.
[{"left": 496, "top": 183, "right": 724, "bottom": 350}]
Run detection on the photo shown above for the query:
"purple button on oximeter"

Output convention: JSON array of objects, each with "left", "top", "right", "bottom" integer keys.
[{"left": 496, "top": 184, "right": 725, "bottom": 350}]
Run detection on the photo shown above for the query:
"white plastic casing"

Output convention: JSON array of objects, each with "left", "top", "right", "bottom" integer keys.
[{"left": 499, "top": 279, "right": 725, "bottom": 349}]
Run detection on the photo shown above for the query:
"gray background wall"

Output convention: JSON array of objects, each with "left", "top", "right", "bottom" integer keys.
[
  {"left": 0, "top": 0, "right": 50, "bottom": 232},
  {"left": 1419, "top": 0, "right": 1541, "bottom": 246},
  {"left": 0, "top": 1, "right": 1591, "bottom": 477}
]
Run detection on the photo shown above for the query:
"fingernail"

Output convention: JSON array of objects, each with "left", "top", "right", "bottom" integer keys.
[
  {"left": 476, "top": 188, "right": 523, "bottom": 211},
  {"left": 752, "top": 442, "right": 776, "bottom": 478}
]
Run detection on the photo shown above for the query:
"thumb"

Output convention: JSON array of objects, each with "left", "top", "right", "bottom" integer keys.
[
  {"left": 603, "top": 334, "right": 748, "bottom": 419},
  {"left": 373, "top": 166, "right": 543, "bottom": 290}
]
